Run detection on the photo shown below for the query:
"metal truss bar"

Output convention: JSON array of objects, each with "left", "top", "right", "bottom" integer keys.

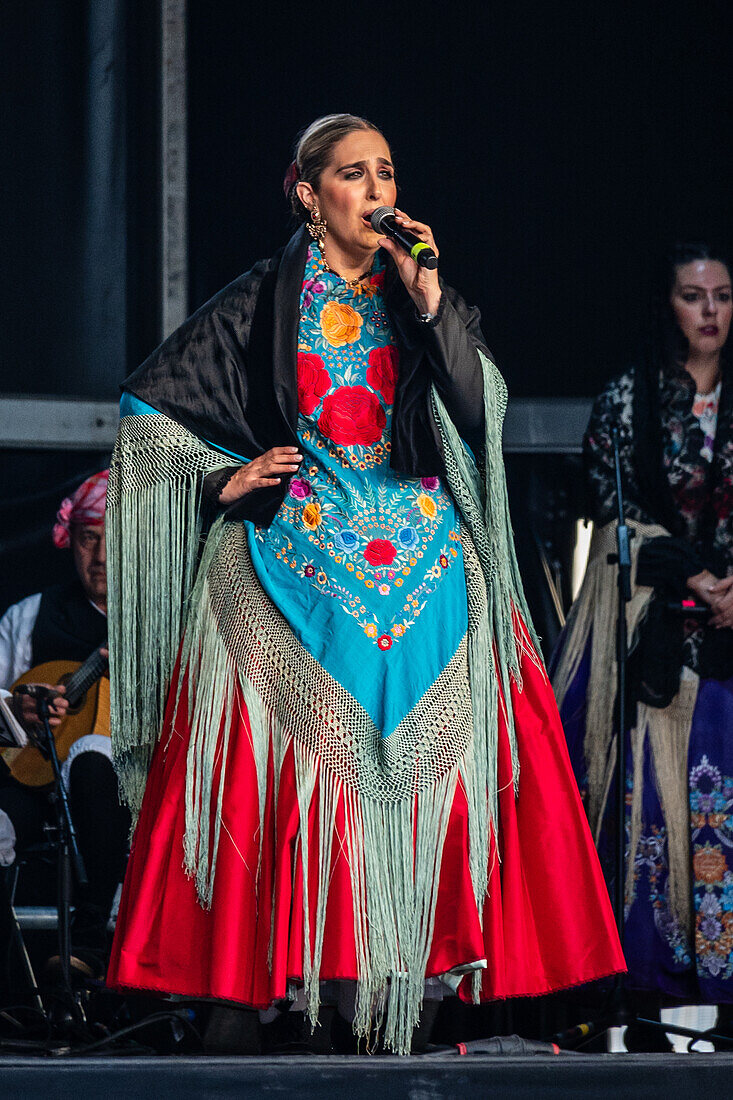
[
  {"left": 502, "top": 397, "right": 591, "bottom": 453},
  {"left": 0, "top": 397, "right": 119, "bottom": 451},
  {"left": 0, "top": 396, "right": 592, "bottom": 453},
  {"left": 160, "top": 0, "right": 188, "bottom": 339}
]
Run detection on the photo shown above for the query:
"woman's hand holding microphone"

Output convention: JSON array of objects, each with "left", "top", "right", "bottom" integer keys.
[{"left": 377, "top": 208, "right": 442, "bottom": 318}]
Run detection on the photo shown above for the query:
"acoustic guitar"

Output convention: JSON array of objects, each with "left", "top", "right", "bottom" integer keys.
[{"left": 1, "top": 647, "right": 109, "bottom": 788}]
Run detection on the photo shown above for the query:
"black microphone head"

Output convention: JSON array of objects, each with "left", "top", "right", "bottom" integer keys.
[{"left": 370, "top": 206, "right": 395, "bottom": 233}]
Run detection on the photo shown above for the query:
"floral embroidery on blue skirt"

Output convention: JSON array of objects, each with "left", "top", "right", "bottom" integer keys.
[{"left": 559, "top": 636, "right": 733, "bottom": 1001}]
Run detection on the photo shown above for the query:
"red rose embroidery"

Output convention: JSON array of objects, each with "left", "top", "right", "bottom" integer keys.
[
  {"left": 370, "top": 270, "right": 385, "bottom": 290},
  {"left": 377, "top": 634, "right": 392, "bottom": 651},
  {"left": 297, "top": 353, "right": 331, "bottom": 416},
  {"left": 366, "top": 345, "right": 399, "bottom": 405},
  {"left": 364, "top": 539, "right": 397, "bottom": 566},
  {"left": 318, "top": 385, "right": 386, "bottom": 446}
]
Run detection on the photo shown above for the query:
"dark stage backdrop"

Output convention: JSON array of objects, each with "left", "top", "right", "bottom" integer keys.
[
  {"left": 3, "top": 1, "right": 732, "bottom": 400},
  {"left": 0, "top": 0, "right": 162, "bottom": 613},
  {"left": 187, "top": 0, "right": 733, "bottom": 398},
  {"left": 1, "top": 0, "right": 732, "bottom": 618},
  {"left": 0, "top": 0, "right": 129, "bottom": 398}
]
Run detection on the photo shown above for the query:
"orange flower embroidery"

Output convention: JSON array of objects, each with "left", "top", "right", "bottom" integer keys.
[
  {"left": 416, "top": 493, "right": 437, "bottom": 520},
  {"left": 693, "top": 844, "right": 728, "bottom": 884},
  {"left": 320, "top": 301, "right": 363, "bottom": 347},
  {"left": 302, "top": 501, "right": 322, "bottom": 530}
]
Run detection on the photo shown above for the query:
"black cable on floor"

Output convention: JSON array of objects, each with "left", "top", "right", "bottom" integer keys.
[{"left": 59, "top": 1009, "right": 204, "bottom": 1056}]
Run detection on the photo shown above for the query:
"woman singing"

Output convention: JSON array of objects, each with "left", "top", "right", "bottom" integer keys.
[
  {"left": 106, "top": 114, "right": 623, "bottom": 1053},
  {"left": 553, "top": 242, "right": 733, "bottom": 1045}
]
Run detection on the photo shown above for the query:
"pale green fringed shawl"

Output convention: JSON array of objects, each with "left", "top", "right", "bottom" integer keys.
[{"left": 107, "top": 349, "right": 541, "bottom": 1053}]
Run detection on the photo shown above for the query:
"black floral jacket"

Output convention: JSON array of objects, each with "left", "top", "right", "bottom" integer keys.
[{"left": 584, "top": 364, "right": 733, "bottom": 683}]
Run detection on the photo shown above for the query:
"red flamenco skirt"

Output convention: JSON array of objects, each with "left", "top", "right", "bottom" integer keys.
[{"left": 107, "top": 642, "right": 625, "bottom": 1005}]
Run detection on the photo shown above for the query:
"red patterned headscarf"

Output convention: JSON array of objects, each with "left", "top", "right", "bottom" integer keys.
[{"left": 52, "top": 470, "right": 109, "bottom": 550}]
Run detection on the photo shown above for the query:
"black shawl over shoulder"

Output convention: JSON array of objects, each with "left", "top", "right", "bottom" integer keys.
[{"left": 124, "top": 226, "right": 490, "bottom": 527}]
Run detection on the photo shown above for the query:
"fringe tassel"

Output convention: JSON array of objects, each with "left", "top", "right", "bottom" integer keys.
[
  {"left": 431, "top": 353, "right": 541, "bottom": 785},
  {"left": 551, "top": 520, "right": 668, "bottom": 837},
  {"left": 460, "top": 592, "right": 498, "bottom": 908},
  {"left": 107, "top": 413, "right": 229, "bottom": 819},
  {"left": 177, "top": 552, "right": 460, "bottom": 1054},
  {"left": 430, "top": 352, "right": 543, "bottom": 904},
  {"left": 625, "top": 721, "right": 647, "bottom": 917},
  {"left": 628, "top": 671, "right": 699, "bottom": 934}
]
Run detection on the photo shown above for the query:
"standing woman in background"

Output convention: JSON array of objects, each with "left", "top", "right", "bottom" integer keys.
[
  {"left": 553, "top": 243, "right": 733, "bottom": 1046},
  {"left": 105, "top": 114, "right": 623, "bottom": 1053}
]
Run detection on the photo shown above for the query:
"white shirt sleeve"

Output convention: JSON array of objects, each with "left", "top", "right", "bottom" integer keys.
[{"left": 0, "top": 593, "right": 42, "bottom": 691}]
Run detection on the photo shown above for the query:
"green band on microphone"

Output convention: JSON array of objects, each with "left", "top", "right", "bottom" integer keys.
[{"left": 410, "top": 241, "right": 431, "bottom": 262}]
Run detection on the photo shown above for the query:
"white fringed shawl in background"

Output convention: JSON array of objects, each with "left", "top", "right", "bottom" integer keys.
[{"left": 552, "top": 520, "right": 699, "bottom": 932}]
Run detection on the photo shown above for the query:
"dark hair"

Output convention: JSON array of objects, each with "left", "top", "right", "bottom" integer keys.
[
  {"left": 632, "top": 241, "right": 732, "bottom": 535},
  {"left": 285, "top": 113, "right": 387, "bottom": 221},
  {"left": 652, "top": 240, "right": 731, "bottom": 373}
]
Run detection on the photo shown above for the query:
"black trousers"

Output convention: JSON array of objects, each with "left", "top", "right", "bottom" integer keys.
[{"left": 0, "top": 749, "right": 130, "bottom": 928}]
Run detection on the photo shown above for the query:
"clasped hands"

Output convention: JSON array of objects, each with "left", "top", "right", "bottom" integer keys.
[
  {"left": 12, "top": 684, "right": 68, "bottom": 731},
  {"left": 686, "top": 570, "right": 733, "bottom": 629},
  {"left": 9, "top": 646, "right": 108, "bottom": 732}
]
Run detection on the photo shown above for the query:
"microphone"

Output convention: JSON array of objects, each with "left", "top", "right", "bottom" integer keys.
[
  {"left": 14, "top": 684, "right": 62, "bottom": 701},
  {"left": 666, "top": 601, "right": 709, "bottom": 617},
  {"left": 370, "top": 206, "right": 438, "bottom": 269}
]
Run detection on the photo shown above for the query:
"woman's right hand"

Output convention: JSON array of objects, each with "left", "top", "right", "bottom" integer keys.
[
  {"left": 218, "top": 446, "right": 303, "bottom": 505},
  {"left": 685, "top": 569, "right": 721, "bottom": 606},
  {"left": 708, "top": 575, "right": 733, "bottom": 629}
]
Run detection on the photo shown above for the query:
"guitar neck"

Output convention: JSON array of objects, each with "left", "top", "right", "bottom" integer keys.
[{"left": 65, "top": 648, "right": 108, "bottom": 707}]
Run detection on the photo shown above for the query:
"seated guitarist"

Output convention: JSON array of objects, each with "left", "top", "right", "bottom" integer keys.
[{"left": 0, "top": 470, "right": 130, "bottom": 980}]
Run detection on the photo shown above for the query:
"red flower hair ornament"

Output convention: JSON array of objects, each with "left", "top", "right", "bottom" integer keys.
[{"left": 283, "top": 160, "right": 300, "bottom": 197}]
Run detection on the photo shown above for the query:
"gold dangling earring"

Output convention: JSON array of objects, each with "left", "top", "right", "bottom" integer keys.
[{"left": 307, "top": 205, "right": 327, "bottom": 251}]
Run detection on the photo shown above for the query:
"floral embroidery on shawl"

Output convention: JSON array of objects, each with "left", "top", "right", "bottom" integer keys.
[{"left": 250, "top": 246, "right": 464, "bottom": 670}]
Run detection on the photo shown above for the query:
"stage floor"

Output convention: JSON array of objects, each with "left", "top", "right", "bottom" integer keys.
[{"left": 1, "top": 1053, "right": 732, "bottom": 1098}]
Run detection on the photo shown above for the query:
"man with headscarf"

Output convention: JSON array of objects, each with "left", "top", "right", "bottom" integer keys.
[{"left": 0, "top": 470, "right": 130, "bottom": 980}]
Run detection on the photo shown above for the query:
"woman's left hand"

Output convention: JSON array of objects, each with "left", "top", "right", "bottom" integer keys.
[
  {"left": 378, "top": 208, "right": 442, "bottom": 317},
  {"left": 708, "top": 575, "right": 733, "bottom": 629}
]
